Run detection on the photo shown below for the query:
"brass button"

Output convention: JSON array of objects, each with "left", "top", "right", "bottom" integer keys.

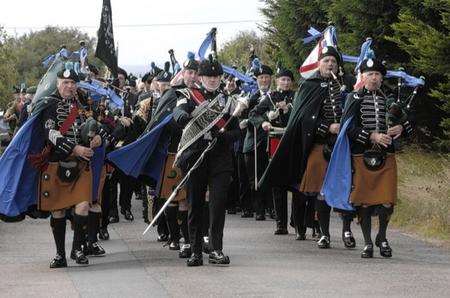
[
  {"left": 43, "top": 173, "right": 50, "bottom": 180},
  {"left": 43, "top": 191, "right": 50, "bottom": 197}
]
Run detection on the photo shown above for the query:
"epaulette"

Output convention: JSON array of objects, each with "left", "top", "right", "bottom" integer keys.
[{"left": 175, "top": 88, "right": 191, "bottom": 100}]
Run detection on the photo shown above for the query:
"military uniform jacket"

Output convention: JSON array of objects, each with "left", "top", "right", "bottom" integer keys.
[
  {"left": 41, "top": 92, "right": 86, "bottom": 162},
  {"left": 248, "top": 90, "right": 294, "bottom": 130},
  {"left": 242, "top": 90, "right": 271, "bottom": 154},
  {"left": 172, "top": 86, "right": 240, "bottom": 172},
  {"left": 258, "top": 74, "right": 343, "bottom": 190},
  {"left": 343, "top": 89, "right": 413, "bottom": 154}
]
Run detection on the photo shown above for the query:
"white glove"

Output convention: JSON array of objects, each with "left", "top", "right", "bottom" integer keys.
[
  {"left": 267, "top": 109, "right": 280, "bottom": 121},
  {"left": 119, "top": 116, "right": 133, "bottom": 127},
  {"left": 276, "top": 101, "right": 289, "bottom": 113},
  {"left": 232, "top": 101, "right": 248, "bottom": 117},
  {"left": 262, "top": 121, "right": 272, "bottom": 131},
  {"left": 239, "top": 119, "right": 249, "bottom": 129}
]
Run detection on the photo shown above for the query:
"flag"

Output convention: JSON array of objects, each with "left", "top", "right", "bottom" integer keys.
[
  {"left": 299, "top": 26, "right": 338, "bottom": 79},
  {"left": 95, "top": 0, "right": 118, "bottom": 76}
]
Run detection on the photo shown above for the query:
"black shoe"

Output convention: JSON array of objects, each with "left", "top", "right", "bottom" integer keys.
[
  {"left": 157, "top": 234, "right": 169, "bottom": 242},
  {"left": 187, "top": 253, "right": 203, "bottom": 266},
  {"left": 121, "top": 209, "right": 134, "bottom": 221},
  {"left": 295, "top": 229, "right": 306, "bottom": 240},
  {"left": 241, "top": 211, "right": 254, "bottom": 218},
  {"left": 342, "top": 231, "right": 356, "bottom": 249},
  {"left": 179, "top": 244, "right": 191, "bottom": 258},
  {"left": 109, "top": 215, "right": 119, "bottom": 224},
  {"left": 98, "top": 227, "right": 110, "bottom": 240},
  {"left": 268, "top": 209, "right": 276, "bottom": 220},
  {"left": 85, "top": 242, "right": 106, "bottom": 256},
  {"left": 274, "top": 227, "right": 289, "bottom": 235},
  {"left": 50, "top": 254, "right": 67, "bottom": 268},
  {"left": 209, "top": 250, "right": 230, "bottom": 265},
  {"left": 70, "top": 249, "right": 89, "bottom": 265},
  {"left": 169, "top": 241, "right": 180, "bottom": 251},
  {"left": 255, "top": 214, "right": 266, "bottom": 221},
  {"left": 317, "top": 236, "right": 331, "bottom": 249},
  {"left": 376, "top": 239, "right": 393, "bottom": 258},
  {"left": 361, "top": 244, "right": 374, "bottom": 258},
  {"left": 227, "top": 207, "right": 237, "bottom": 214}
]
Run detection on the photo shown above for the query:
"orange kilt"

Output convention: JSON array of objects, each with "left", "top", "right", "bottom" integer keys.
[
  {"left": 38, "top": 161, "right": 106, "bottom": 211},
  {"left": 158, "top": 153, "right": 186, "bottom": 202},
  {"left": 350, "top": 154, "right": 397, "bottom": 206},
  {"left": 299, "top": 144, "right": 328, "bottom": 193}
]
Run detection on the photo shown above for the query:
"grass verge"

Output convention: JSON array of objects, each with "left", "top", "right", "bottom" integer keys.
[{"left": 394, "top": 147, "right": 449, "bottom": 244}]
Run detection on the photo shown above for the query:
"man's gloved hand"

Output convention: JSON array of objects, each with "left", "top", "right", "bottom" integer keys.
[
  {"left": 239, "top": 119, "right": 249, "bottom": 129},
  {"left": 262, "top": 121, "right": 272, "bottom": 131},
  {"left": 267, "top": 109, "right": 280, "bottom": 121}
]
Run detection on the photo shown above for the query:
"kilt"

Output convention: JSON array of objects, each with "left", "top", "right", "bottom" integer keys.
[
  {"left": 299, "top": 144, "right": 328, "bottom": 193},
  {"left": 38, "top": 161, "right": 91, "bottom": 211},
  {"left": 158, "top": 153, "right": 186, "bottom": 202},
  {"left": 350, "top": 153, "right": 397, "bottom": 206}
]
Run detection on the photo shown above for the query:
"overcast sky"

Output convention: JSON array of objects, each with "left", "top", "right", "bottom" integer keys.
[{"left": 1, "top": 0, "right": 264, "bottom": 71}]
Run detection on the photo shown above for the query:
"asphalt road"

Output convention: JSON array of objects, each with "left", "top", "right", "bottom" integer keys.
[{"left": 1, "top": 200, "right": 449, "bottom": 298}]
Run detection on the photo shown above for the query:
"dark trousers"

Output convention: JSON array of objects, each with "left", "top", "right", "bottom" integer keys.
[
  {"left": 106, "top": 170, "right": 120, "bottom": 218},
  {"left": 119, "top": 172, "right": 136, "bottom": 211},
  {"left": 237, "top": 151, "right": 251, "bottom": 211},
  {"left": 186, "top": 163, "right": 231, "bottom": 254},
  {"left": 292, "top": 192, "right": 315, "bottom": 234},
  {"left": 273, "top": 187, "right": 288, "bottom": 228},
  {"left": 226, "top": 152, "right": 240, "bottom": 210},
  {"left": 244, "top": 147, "right": 270, "bottom": 216}
]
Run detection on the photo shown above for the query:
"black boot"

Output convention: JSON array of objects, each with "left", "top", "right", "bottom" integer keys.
[
  {"left": 361, "top": 244, "right": 374, "bottom": 258},
  {"left": 50, "top": 254, "right": 67, "bottom": 268},
  {"left": 98, "top": 227, "right": 110, "bottom": 240},
  {"left": 85, "top": 211, "right": 106, "bottom": 256},
  {"left": 71, "top": 214, "right": 89, "bottom": 265},
  {"left": 241, "top": 210, "right": 254, "bottom": 218},
  {"left": 50, "top": 217, "right": 67, "bottom": 268},
  {"left": 316, "top": 199, "right": 331, "bottom": 241},
  {"left": 376, "top": 238, "right": 393, "bottom": 258},
  {"left": 342, "top": 213, "right": 356, "bottom": 248},
  {"left": 165, "top": 206, "right": 180, "bottom": 250},
  {"left": 179, "top": 244, "right": 191, "bottom": 258},
  {"left": 121, "top": 208, "right": 134, "bottom": 221},
  {"left": 274, "top": 222, "right": 288, "bottom": 235},
  {"left": 359, "top": 206, "right": 373, "bottom": 251},
  {"left": 317, "top": 235, "right": 331, "bottom": 249},
  {"left": 187, "top": 253, "right": 203, "bottom": 267},
  {"left": 208, "top": 250, "right": 230, "bottom": 265},
  {"left": 376, "top": 206, "right": 393, "bottom": 258}
]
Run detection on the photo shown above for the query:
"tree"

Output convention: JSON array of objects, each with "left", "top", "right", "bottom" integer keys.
[
  {"left": 0, "top": 27, "right": 19, "bottom": 109},
  {"left": 6, "top": 26, "right": 101, "bottom": 86},
  {"left": 259, "top": 0, "right": 329, "bottom": 73},
  {"left": 388, "top": 0, "right": 450, "bottom": 150},
  {"left": 219, "top": 30, "right": 272, "bottom": 70}
]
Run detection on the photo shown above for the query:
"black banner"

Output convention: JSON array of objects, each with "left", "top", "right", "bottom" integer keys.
[{"left": 95, "top": 0, "right": 118, "bottom": 77}]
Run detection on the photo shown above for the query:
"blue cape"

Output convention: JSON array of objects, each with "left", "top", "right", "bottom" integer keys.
[
  {"left": 320, "top": 116, "right": 355, "bottom": 211},
  {"left": 0, "top": 113, "right": 106, "bottom": 219},
  {"left": 107, "top": 113, "right": 173, "bottom": 183}
]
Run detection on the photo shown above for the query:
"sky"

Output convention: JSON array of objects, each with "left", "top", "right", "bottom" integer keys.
[{"left": 1, "top": 0, "right": 265, "bottom": 72}]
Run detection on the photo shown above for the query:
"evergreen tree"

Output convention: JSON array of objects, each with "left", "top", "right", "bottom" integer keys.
[
  {"left": 388, "top": 0, "right": 450, "bottom": 150},
  {"left": 0, "top": 27, "right": 19, "bottom": 109}
]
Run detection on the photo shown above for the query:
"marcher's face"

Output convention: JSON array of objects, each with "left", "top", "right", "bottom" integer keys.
[
  {"left": 277, "top": 76, "right": 292, "bottom": 91},
  {"left": 257, "top": 74, "right": 271, "bottom": 91},
  {"left": 225, "top": 79, "right": 237, "bottom": 92},
  {"left": 183, "top": 69, "right": 198, "bottom": 88},
  {"left": 118, "top": 74, "right": 126, "bottom": 88},
  {"left": 157, "top": 82, "right": 170, "bottom": 94},
  {"left": 319, "top": 56, "right": 338, "bottom": 78},
  {"left": 363, "top": 71, "right": 383, "bottom": 91},
  {"left": 57, "top": 79, "right": 77, "bottom": 99},
  {"left": 201, "top": 75, "right": 221, "bottom": 92}
]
